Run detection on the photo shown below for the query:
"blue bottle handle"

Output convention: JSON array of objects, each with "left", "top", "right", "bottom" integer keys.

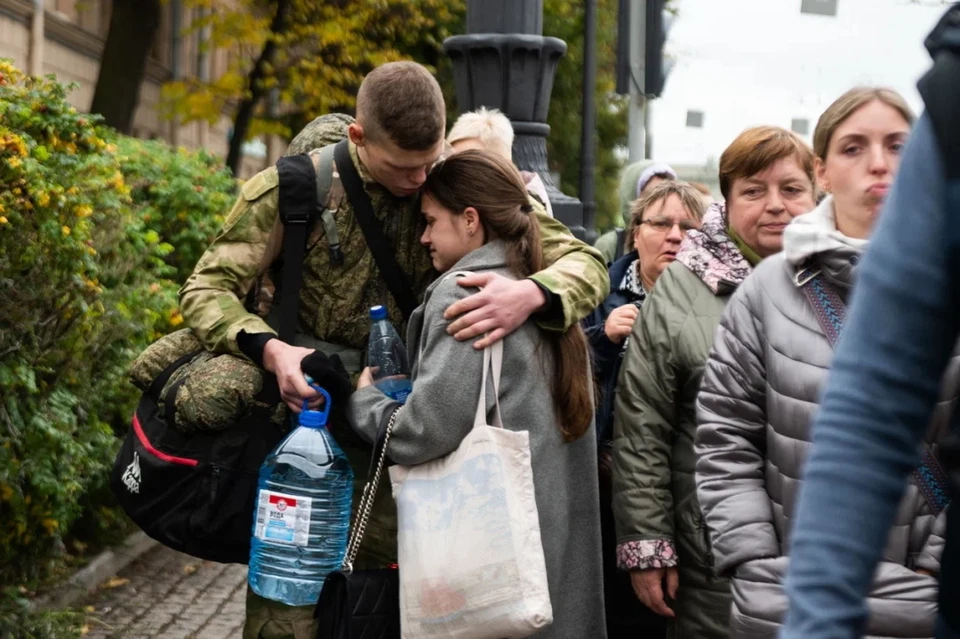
[{"left": 301, "top": 384, "right": 332, "bottom": 424}]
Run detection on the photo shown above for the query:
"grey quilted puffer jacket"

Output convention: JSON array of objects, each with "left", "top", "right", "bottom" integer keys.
[{"left": 695, "top": 198, "right": 955, "bottom": 639}]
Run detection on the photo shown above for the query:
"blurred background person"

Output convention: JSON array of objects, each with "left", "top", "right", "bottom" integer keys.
[
  {"left": 612, "top": 126, "right": 816, "bottom": 638},
  {"left": 447, "top": 106, "right": 553, "bottom": 217},
  {"left": 582, "top": 181, "right": 706, "bottom": 638},
  {"left": 594, "top": 162, "right": 678, "bottom": 267},
  {"left": 689, "top": 181, "right": 716, "bottom": 207},
  {"left": 695, "top": 88, "right": 945, "bottom": 639}
]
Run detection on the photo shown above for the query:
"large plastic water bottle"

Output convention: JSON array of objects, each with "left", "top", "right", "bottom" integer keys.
[
  {"left": 367, "top": 305, "right": 412, "bottom": 404},
  {"left": 248, "top": 387, "right": 354, "bottom": 606}
]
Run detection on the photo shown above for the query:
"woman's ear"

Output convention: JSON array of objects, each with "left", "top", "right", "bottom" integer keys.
[
  {"left": 814, "top": 156, "right": 831, "bottom": 194},
  {"left": 463, "top": 206, "right": 481, "bottom": 236}
]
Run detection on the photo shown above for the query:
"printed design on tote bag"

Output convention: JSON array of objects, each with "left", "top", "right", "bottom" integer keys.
[{"left": 396, "top": 452, "right": 523, "bottom": 625}]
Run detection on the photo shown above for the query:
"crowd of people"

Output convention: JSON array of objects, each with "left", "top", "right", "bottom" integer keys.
[{"left": 176, "top": 25, "right": 958, "bottom": 638}]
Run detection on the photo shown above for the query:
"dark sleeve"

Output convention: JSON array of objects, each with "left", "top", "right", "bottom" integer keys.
[
  {"left": 582, "top": 304, "right": 622, "bottom": 372},
  {"left": 781, "top": 113, "right": 960, "bottom": 638},
  {"left": 236, "top": 331, "right": 276, "bottom": 368},
  {"left": 530, "top": 279, "right": 564, "bottom": 325}
]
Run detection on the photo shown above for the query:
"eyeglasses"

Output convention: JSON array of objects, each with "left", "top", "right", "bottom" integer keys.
[{"left": 639, "top": 217, "right": 699, "bottom": 233}]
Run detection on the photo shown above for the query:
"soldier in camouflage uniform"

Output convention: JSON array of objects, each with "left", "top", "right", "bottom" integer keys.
[{"left": 178, "top": 61, "right": 610, "bottom": 639}]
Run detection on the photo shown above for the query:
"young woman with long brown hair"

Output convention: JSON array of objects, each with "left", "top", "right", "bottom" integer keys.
[{"left": 347, "top": 149, "right": 606, "bottom": 638}]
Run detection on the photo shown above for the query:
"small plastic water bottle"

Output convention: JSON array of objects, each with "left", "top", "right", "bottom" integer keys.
[
  {"left": 367, "top": 305, "right": 412, "bottom": 404},
  {"left": 248, "top": 387, "right": 354, "bottom": 606}
]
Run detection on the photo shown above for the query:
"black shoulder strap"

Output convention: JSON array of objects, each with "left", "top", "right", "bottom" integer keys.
[
  {"left": 276, "top": 154, "right": 316, "bottom": 344},
  {"left": 333, "top": 139, "right": 418, "bottom": 320}
]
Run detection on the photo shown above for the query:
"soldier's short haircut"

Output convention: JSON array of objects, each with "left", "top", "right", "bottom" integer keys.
[
  {"left": 356, "top": 61, "right": 445, "bottom": 151},
  {"left": 447, "top": 107, "right": 514, "bottom": 161}
]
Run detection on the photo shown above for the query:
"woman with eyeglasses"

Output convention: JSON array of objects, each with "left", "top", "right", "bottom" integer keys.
[
  {"left": 695, "top": 88, "right": 948, "bottom": 638},
  {"left": 611, "top": 126, "right": 817, "bottom": 638},
  {"left": 584, "top": 182, "right": 705, "bottom": 638}
]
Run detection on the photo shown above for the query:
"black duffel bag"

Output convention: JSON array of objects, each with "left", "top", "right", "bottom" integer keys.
[
  {"left": 111, "top": 362, "right": 285, "bottom": 563},
  {"left": 109, "top": 153, "right": 324, "bottom": 564}
]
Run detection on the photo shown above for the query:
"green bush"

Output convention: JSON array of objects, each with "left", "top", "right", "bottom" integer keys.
[
  {"left": 117, "top": 137, "right": 235, "bottom": 283},
  {"left": 0, "top": 60, "right": 238, "bottom": 626}
]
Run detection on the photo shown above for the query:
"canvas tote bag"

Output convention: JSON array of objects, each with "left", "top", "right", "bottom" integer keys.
[{"left": 388, "top": 338, "right": 553, "bottom": 638}]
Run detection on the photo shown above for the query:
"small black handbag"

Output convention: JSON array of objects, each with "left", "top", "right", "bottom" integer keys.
[{"left": 315, "top": 408, "right": 401, "bottom": 639}]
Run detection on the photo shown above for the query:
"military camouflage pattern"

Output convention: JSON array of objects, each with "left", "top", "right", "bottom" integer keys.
[
  {"left": 129, "top": 328, "right": 203, "bottom": 392},
  {"left": 178, "top": 137, "right": 609, "bottom": 634},
  {"left": 172, "top": 354, "right": 286, "bottom": 431},
  {"left": 129, "top": 328, "right": 285, "bottom": 433},
  {"left": 285, "top": 113, "right": 354, "bottom": 157},
  {"left": 243, "top": 589, "right": 316, "bottom": 639},
  {"left": 180, "top": 143, "right": 609, "bottom": 355}
]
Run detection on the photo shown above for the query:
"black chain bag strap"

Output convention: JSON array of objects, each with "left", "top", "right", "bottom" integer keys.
[{"left": 315, "top": 408, "right": 401, "bottom": 639}]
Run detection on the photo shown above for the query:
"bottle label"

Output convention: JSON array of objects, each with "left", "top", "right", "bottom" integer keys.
[
  {"left": 388, "top": 388, "right": 411, "bottom": 404},
  {"left": 254, "top": 490, "right": 312, "bottom": 546},
  {"left": 375, "top": 378, "right": 412, "bottom": 405}
]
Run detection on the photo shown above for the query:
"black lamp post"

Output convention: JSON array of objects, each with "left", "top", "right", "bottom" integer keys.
[{"left": 444, "top": 0, "right": 587, "bottom": 240}]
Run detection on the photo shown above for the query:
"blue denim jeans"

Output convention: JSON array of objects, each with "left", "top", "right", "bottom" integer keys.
[{"left": 939, "top": 615, "right": 960, "bottom": 639}]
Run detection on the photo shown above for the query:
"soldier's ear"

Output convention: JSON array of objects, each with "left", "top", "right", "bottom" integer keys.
[{"left": 348, "top": 123, "right": 365, "bottom": 147}]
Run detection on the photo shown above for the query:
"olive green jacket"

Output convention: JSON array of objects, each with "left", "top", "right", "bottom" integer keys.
[{"left": 611, "top": 204, "right": 751, "bottom": 638}]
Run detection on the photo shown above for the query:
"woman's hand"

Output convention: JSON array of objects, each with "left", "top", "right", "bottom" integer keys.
[
  {"left": 604, "top": 303, "right": 640, "bottom": 343},
  {"left": 357, "top": 366, "right": 375, "bottom": 390},
  {"left": 630, "top": 566, "right": 678, "bottom": 618}
]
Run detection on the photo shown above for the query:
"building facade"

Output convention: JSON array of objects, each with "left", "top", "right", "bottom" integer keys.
[{"left": 0, "top": 0, "right": 280, "bottom": 177}]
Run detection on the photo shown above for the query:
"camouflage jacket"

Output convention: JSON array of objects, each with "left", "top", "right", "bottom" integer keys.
[{"left": 179, "top": 142, "right": 610, "bottom": 358}]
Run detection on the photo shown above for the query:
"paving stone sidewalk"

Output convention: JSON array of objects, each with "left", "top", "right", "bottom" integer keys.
[{"left": 81, "top": 544, "right": 247, "bottom": 638}]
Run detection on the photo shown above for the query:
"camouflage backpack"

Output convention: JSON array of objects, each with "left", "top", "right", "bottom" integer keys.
[{"left": 111, "top": 114, "right": 353, "bottom": 564}]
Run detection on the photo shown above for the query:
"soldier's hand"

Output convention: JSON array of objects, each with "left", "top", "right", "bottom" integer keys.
[
  {"left": 444, "top": 273, "right": 546, "bottom": 349},
  {"left": 262, "top": 340, "right": 321, "bottom": 413}
]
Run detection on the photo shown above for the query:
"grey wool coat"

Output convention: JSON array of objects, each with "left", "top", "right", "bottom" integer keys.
[
  {"left": 695, "top": 198, "right": 955, "bottom": 639},
  {"left": 347, "top": 240, "right": 607, "bottom": 639}
]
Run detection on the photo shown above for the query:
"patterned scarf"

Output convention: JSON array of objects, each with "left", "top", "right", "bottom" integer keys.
[
  {"left": 618, "top": 259, "right": 647, "bottom": 301},
  {"left": 676, "top": 202, "right": 753, "bottom": 294},
  {"left": 617, "top": 259, "right": 646, "bottom": 352}
]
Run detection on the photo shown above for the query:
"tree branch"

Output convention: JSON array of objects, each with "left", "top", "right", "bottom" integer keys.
[{"left": 226, "top": 0, "right": 291, "bottom": 175}]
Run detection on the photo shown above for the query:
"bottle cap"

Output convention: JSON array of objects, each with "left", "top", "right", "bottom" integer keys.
[
  {"left": 369, "top": 305, "right": 387, "bottom": 321},
  {"left": 299, "top": 408, "right": 326, "bottom": 428},
  {"left": 299, "top": 387, "right": 331, "bottom": 428}
]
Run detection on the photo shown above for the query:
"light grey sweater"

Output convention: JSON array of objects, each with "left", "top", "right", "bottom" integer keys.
[{"left": 347, "top": 240, "right": 607, "bottom": 638}]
